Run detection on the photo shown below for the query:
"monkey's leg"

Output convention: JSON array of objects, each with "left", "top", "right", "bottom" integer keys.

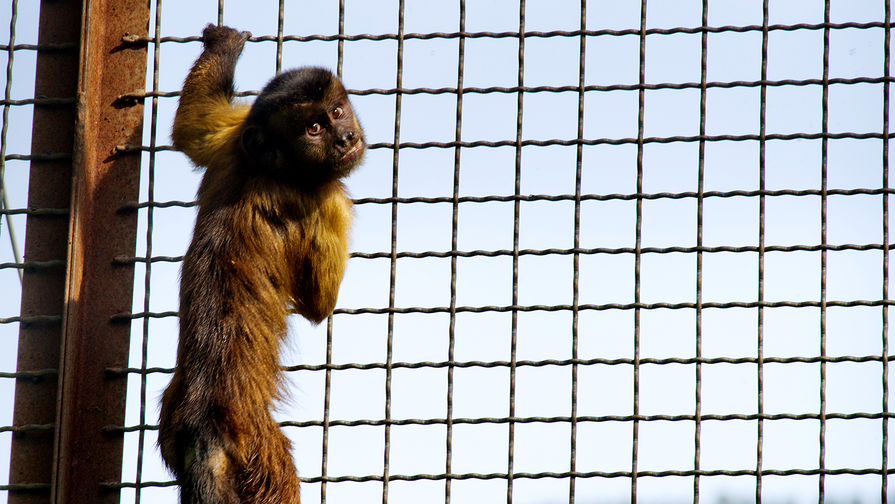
[
  {"left": 234, "top": 420, "right": 301, "bottom": 504},
  {"left": 179, "top": 438, "right": 240, "bottom": 504}
]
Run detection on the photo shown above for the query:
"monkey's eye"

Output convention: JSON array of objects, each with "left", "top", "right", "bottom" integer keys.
[
  {"left": 332, "top": 106, "right": 344, "bottom": 119},
  {"left": 307, "top": 123, "right": 323, "bottom": 136}
]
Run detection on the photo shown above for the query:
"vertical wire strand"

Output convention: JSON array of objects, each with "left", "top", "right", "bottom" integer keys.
[
  {"left": 756, "top": 1, "right": 769, "bottom": 501},
  {"left": 275, "top": 0, "right": 284, "bottom": 74},
  {"left": 446, "top": 1, "right": 465, "bottom": 502},
  {"left": 508, "top": 1, "right": 526, "bottom": 502},
  {"left": 0, "top": 0, "right": 21, "bottom": 285},
  {"left": 883, "top": 1, "right": 891, "bottom": 502},
  {"left": 819, "top": 1, "right": 830, "bottom": 500},
  {"left": 133, "top": 1, "right": 163, "bottom": 502},
  {"left": 321, "top": 4, "right": 347, "bottom": 502},
  {"left": 217, "top": 0, "right": 223, "bottom": 26},
  {"left": 632, "top": 1, "right": 647, "bottom": 501},
  {"left": 569, "top": 0, "right": 586, "bottom": 502},
  {"left": 383, "top": 2, "right": 405, "bottom": 502},
  {"left": 321, "top": 316, "right": 334, "bottom": 503},
  {"left": 694, "top": 0, "right": 708, "bottom": 501},
  {"left": 337, "top": 0, "right": 345, "bottom": 79}
]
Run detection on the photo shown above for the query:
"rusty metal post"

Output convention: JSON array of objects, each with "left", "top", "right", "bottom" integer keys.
[
  {"left": 50, "top": 0, "right": 149, "bottom": 503},
  {"left": 8, "top": 1, "right": 80, "bottom": 503}
]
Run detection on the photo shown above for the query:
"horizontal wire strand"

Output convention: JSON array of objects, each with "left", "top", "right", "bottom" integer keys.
[
  {"left": 106, "top": 354, "right": 895, "bottom": 378},
  {"left": 105, "top": 465, "right": 895, "bottom": 492},
  {"left": 116, "top": 20, "right": 892, "bottom": 45}
]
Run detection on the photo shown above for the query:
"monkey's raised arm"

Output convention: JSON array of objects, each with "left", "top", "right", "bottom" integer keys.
[{"left": 172, "top": 24, "right": 251, "bottom": 168}]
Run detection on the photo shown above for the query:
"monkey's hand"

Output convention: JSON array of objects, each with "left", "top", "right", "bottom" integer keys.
[{"left": 201, "top": 24, "right": 251, "bottom": 56}]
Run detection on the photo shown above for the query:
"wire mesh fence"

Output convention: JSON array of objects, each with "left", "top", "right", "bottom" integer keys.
[{"left": 0, "top": 0, "right": 892, "bottom": 503}]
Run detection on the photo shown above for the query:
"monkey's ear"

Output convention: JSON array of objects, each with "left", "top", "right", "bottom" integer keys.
[
  {"left": 241, "top": 125, "right": 280, "bottom": 169},
  {"left": 241, "top": 125, "right": 273, "bottom": 166},
  {"left": 241, "top": 125, "right": 263, "bottom": 156}
]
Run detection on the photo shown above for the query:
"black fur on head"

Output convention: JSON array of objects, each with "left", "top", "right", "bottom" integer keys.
[
  {"left": 240, "top": 67, "right": 365, "bottom": 188},
  {"left": 249, "top": 67, "right": 335, "bottom": 117}
]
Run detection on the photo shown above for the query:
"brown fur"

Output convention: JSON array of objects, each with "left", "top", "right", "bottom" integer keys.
[{"left": 159, "top": 25, "right": 364, "bottom": 504}]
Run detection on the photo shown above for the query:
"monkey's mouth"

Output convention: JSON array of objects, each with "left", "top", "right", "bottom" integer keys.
[{"left": 341, "top": 139, "right": 364, "bottom": 163}]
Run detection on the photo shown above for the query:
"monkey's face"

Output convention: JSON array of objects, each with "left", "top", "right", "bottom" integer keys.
[
  {"left": 241, "top": 71, "right": 365, "bottom": 187},
  {"left": 284, "top": 96, "right": 365, "bottom": 176}
]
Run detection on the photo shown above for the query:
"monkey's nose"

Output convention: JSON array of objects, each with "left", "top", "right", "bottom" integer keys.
[{"left": 339, "top": 130, "right": 356, "bottom": 145}]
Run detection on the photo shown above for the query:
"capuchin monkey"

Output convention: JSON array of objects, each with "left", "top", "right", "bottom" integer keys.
[{"left": 158, "top": 24, "right": 364, "bottom": 504}]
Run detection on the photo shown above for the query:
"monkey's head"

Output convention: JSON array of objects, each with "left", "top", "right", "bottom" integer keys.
[{"left": 241, "top": 67, "right": 365, "bottom": 187}]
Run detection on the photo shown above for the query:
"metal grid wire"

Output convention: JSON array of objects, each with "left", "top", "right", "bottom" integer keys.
[{"left": 0, "top": 0, "right": 892, "bottom": 503}]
